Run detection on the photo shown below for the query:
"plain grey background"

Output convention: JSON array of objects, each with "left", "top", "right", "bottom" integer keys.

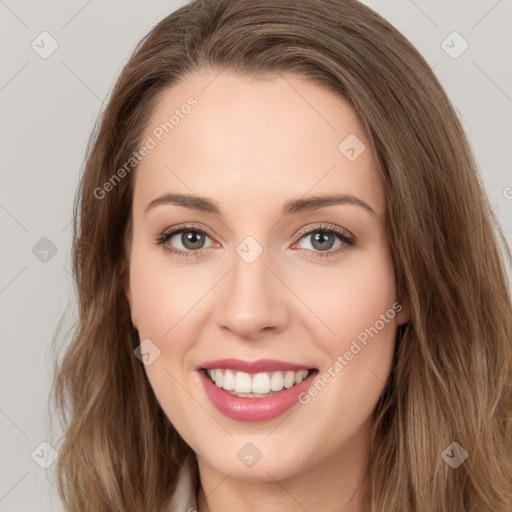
[{"left": 1, "top": 1, "right": 511, "bottom": 510}]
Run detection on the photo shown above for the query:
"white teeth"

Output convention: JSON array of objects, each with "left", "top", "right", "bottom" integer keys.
[
  {"left": 222, "top": 369, "right": 236, "bottom": 390},
  {"left": 207, "top": 368, "right": 311, "bottom": 396},
  {"left": 214, "top": 369, "right": 223, "bottom": 388},
  {"left": 284, "top": 371, "right": 296, "bottom": 388},
  {"left": 295, "top": 369, "right": 308, "bottom": 385},
  {"left": 252, "top": 373, "right": 271, "bottom": 394},
  {"left": 234, "top": 371, "right": 252, "bottom": 393},
  {"left": 270, "top": 371, "right": 284, "bottom": 391}
]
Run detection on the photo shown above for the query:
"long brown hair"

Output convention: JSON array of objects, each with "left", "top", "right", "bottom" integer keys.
[{"left": 50, "top": 0, "right": 512, "bottom": 510}]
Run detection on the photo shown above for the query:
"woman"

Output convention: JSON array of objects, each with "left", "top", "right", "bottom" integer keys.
[{"left": 50, "top": 0, "right": 512, "bottom": 510}]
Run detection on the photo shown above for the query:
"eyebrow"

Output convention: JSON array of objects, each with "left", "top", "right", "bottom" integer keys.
[{"left": 144, "top": 193, "right": 377, "bottom": 217}]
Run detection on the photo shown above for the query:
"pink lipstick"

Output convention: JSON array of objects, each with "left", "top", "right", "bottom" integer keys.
[{"left": 197, "top": 358, "right": 318, "bottom": 422}]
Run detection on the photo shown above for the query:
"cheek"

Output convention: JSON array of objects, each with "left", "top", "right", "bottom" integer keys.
[
  {"left": 294, "top": 270, "right": 398, "bottom": 450},
  {"left": 128, "top": 242, "right": 203, "bottom": 338},
  {"left": 294, "top": 248, "right": 398, "bottom": 356},
  {"left": 338, "top": 264, "right": 397, "bottom": 343},
  {"left": 128, "top": 248, "right": 208, "bottom": 445}
]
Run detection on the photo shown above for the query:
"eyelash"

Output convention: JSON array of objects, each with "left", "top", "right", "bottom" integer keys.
[{"left": 155, "top": 223, "right": 356, "bottom": 260}]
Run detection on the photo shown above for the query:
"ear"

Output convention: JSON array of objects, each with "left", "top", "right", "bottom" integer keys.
[{"left": 122, "top": 270, "right": 138, "bottom": 329}]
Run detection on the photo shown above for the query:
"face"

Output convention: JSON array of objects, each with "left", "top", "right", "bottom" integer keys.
[{"left": 124, "top": 69, "right": 410, "bottom": 483}]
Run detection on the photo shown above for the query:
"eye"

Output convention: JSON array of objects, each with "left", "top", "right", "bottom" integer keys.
[
  {"left": 292, "top": 224, "right": 356, "bottom": 258},
  {"left": 156, "top": 223, "right": 215, "bottom": 259}
]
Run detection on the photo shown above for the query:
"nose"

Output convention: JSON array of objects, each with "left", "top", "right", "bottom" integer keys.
[{"left": 214, "top": 248, "right": 290, "bottom": 340}]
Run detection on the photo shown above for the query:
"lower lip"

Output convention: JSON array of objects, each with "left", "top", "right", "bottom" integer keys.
[{"left": 198, "top": 369, "right": 318, "bottom": 422}]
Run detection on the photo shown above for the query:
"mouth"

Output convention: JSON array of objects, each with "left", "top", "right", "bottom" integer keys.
[{"left": 196, "top": 359, "right": 319, "bottom": 422}]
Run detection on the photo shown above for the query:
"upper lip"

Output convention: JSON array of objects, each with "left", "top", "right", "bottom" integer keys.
[{"left": 198, "top": 358, "right": 315, "bottom": 373}]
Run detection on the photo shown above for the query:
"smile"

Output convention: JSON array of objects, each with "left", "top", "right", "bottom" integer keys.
[{"left": 197, "top": 358, "right": 318, "bottom": 422}]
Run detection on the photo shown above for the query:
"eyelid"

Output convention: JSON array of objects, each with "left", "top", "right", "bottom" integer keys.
[
  {"left": 159, "top": 222, "right": 217, "bottom": 241},
  {"left": 294, "top": 222, "right": 355, "bottom": 242}
]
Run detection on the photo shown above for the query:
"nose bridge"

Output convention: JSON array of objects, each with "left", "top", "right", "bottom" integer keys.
[{"left": 216, "top": 238, "right": 289, "bottom": 337}]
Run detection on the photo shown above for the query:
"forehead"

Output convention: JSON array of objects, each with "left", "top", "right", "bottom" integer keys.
[{"left": 133, "top": 70, "right": 385, "bottom": 220}]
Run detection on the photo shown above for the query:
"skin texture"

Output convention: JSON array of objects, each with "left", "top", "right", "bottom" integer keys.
[{"left": 124, "top": 69, "right": 410, "bottom": 512}]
